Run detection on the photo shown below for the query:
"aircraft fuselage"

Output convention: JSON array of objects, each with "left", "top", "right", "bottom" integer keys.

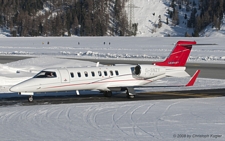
[{"left": 10, "top": 65, "right": 166, "bottom": 94}]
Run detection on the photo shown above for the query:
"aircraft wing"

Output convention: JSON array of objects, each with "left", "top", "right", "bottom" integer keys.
[{"left": 108, "top": 70, "right": 200, "bottom": 91}]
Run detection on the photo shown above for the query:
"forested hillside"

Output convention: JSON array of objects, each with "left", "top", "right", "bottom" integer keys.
[
  {"left": 0, "top": 0, "right": 130, "bottom": 36},
  {"left": 169, "top": 0, "right": 225, "bottom": 37},
  {"left": 0, "top": 0, "right": 224, "bottom": 37}
]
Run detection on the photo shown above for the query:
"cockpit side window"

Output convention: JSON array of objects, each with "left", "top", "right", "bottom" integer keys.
[{"left": 34, "top": 71, "right": 57, "bottom": 78}]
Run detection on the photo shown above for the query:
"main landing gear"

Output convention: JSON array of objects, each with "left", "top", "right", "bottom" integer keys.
[
  {"left": 103, "top": 87, "right": 136, "bottom": 99},
  {"left": 103, "top": 91, "right": 112, "bottom": 97},
  {"left": 127, "top": 94, "right": 135, "bottom": 99},
  {"left": 126, "top": 88, "right": 136, "bottom": 99}
]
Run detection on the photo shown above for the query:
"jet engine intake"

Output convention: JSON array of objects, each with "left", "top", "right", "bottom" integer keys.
[{"left": 132, "top": 65, "right": 166, "bottom": 79}]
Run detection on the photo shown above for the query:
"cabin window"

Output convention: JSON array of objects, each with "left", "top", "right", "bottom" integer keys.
[
  {"left": 115, "top": 70, "right": 119, "bottom": 75},
  {"left": 34, "top": 71, "right": 57, "bottom": 78},
  {"left": 98, "top": 71, "right": 102, "bottom": 76},
  {"left": 91, "top": 71, "right": 95, "bottom": 77},
  {"left": 77, "top": 72, "right": 81, "bottom": 77},
  {"left": 110, "top": 71, "right": 113, "bottom": 76},
  {"left": 84, "top": 71, "right": 88, "bottom": 77},
  {"left": 70, "top": 72, "right": 74, "bottom": 78},
  {"left": 104, "top": 71, "right": 108, "bottom": 76}
]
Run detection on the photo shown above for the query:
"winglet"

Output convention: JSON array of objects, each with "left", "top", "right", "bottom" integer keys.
[{"left": 186, "top": 70, "right": 200, "bottom": 86}]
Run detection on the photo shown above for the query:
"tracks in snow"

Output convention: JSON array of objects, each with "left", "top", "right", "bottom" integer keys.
[{"left": 0, "top": 98, "right": 225, "bottom": 140}]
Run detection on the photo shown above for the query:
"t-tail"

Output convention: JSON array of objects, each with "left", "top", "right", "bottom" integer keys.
[{"left": 154, "top": 40, "right": 196, "bottom": 67}]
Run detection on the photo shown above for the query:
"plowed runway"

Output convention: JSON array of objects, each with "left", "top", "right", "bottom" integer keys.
[{"left": 1, "top": 88, "right": 225, "bottom": 106}]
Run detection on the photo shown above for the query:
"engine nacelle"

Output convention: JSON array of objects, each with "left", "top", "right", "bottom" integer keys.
[{"left": 132, "top": 65, "right": 166, "bottom": 79}]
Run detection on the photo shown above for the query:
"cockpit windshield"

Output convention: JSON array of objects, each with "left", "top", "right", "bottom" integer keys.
[{"left": 34, "top": 71, "right": 57, "bottom": 78}]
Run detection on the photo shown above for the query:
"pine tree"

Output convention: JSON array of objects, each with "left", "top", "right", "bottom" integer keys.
[{"left": 172, "top": 8, "right": 179, "bottom": 26}]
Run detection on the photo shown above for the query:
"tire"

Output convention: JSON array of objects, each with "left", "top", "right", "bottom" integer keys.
[
  {"left": 28, "top": 96, "right": 33, "bottom": 102},
  {"left": 126, "top": 90, "right": 135, "bottom": 99},
  {"left": 103, "top": 91, "right": 112, "bottom": 97},
  {"left": 129, "top": 95, "right": 135, "bottom": 99}
]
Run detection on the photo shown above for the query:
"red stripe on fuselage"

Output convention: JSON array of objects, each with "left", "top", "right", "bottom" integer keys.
[{"left": 43, "top": 78, "right": 152, "bottom": 90}]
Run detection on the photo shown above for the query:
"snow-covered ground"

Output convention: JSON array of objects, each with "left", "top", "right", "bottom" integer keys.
[
  {"left": 0, "top": 37, "right": 225, "bottom": 140},
  {"left": 132, "top": 0, "right": 187, "bottom": 37},
  {"left": 0, "top": 37, "right": 225, "bottom": 62},
  {"left": 0, "top": 97, "right": 224, "bottom": 140}
]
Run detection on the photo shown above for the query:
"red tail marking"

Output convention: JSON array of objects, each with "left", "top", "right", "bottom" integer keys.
[
  {"left": 154, "top": 40, "right": 196, "bottom": 67},
  {"left": 186, "top": 70, "right": 200, "bottom": 86}
]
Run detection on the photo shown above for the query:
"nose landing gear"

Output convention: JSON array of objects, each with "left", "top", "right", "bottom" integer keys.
[{"left": 28, "top": 95, "right": 33, "bottom": 102}]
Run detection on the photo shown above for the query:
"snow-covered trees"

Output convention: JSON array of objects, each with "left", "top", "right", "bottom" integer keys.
[
  {"left": 169, "top": 0, "right": 225, "bottom": 37},
  {"left": 0, "top": 0, "right": 131, "bottom": 36}
]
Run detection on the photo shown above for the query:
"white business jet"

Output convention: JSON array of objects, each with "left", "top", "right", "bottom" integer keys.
[{"left": 10, "top": 40, "right": 200, "bottom": 102}]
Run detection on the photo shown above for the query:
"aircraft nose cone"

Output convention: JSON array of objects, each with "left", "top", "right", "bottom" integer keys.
[{"left": 10, "top": 85, "right": 20, "bottom": 92}]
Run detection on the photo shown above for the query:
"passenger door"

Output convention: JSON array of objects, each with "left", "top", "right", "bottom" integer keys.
[{"left": 58, "top": 69, "right": 70, "bottom": 83}]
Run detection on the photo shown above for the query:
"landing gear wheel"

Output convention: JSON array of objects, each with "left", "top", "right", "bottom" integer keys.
[
  {"left": 128, "top": 95, "right": 135, "bottom": 99},
  {"left": 28, "top": 96, "right": 33, "bottom": 102},
  {"left": 103, "top": 91, "right": 112, "bottom": 97},
  {"left": 126, "top": 90, "right": 135, "bottom": 99}
]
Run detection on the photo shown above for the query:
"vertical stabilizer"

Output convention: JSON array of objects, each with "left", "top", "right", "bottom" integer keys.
[{"left": 154, "top": 40, "right": 196, "bottom": 67}]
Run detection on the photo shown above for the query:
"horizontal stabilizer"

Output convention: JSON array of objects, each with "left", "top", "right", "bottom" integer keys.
[
  {"left": 186, "top": 70, "right": 200, "bottom": 86},
  {"left": 178, "top": 43, "right": 217, "bottom": 46}
]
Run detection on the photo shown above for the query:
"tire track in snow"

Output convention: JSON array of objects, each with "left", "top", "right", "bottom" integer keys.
[
  {"left": 155, "top": 101, "right": 180, "bottom": 139},
  {"left": 190, "top": 102, "right": 210, "bottom": 121},
  {"left": 1, "top": 110, "right": 28, "bottom": 140},
  {"left": 34, "top": 108, "right": 50, "bottom": 136},
  {"left": 218, "top": 103, "right": 225, "bottom": 116},
  {"left": 111, "top": 104, "right": 135, "bottom": 136},
  {"left": 82, "top": 105, "right": 105, "bottom": 139},
  {"left": 1, "top": 108, "right": 45, "bottom": 140},
  {"left": 6, "top": 110, "right": 38, "bottom": 140},
  {"left": 87, "top": 105, "right": 124, "bottom": 138},
  {"left": 111, "top": 106, "right": 130, "bottom": 136},
  {"left": 35, "top": 107, "right": 64, "bottom": 140},
  {"left": 130, "top": 104, "right": 156, "bottom": 138},
  {"left": 130, "top": 104, "right": 146, "bottom": 138}
]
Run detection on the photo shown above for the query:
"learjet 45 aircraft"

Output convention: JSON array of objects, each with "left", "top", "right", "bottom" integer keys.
[{"left": 10, "top": 40, "right": 200, "bottom": 102}]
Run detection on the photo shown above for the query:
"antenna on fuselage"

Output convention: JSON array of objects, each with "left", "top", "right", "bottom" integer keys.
[
  {"left": 96, "top": 62, "right": 100, "bottom": 67},
  {"left": 76, "top": 90, "right": 80, "bottom": 95}
]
